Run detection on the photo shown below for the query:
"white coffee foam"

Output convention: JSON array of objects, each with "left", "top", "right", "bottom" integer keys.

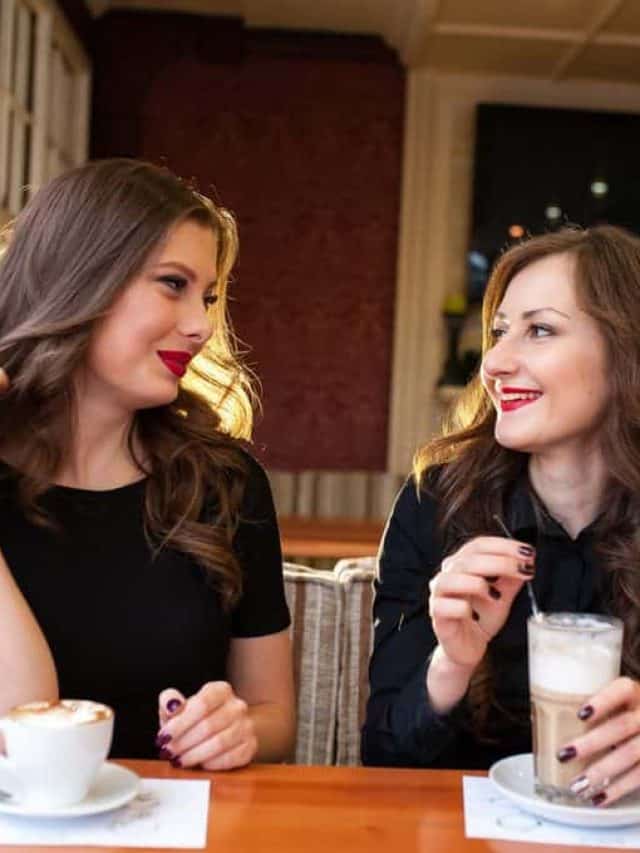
[
  {"left": 9, "top": 700, "right": 112, "bottom": 728},
  {"left": 530, "top": 640, "right": 621, "bottom": 694}
]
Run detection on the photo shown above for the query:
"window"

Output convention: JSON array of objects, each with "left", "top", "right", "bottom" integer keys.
[{"left": 0, "top": 0, "right": 90, "bottom": 222}]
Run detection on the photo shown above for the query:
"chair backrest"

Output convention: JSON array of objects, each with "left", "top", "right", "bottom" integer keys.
[
  {"left": 283, "top": 562, "right": 342, "bottom": 765},
  {"left": 334, "top": 557, "right": 376, "bottom": 766}
]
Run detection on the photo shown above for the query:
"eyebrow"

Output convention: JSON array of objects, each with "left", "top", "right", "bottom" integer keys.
[
  {"left": 494, "top": 307, "right": 571, "bottom": 321},
  {"left": 154, "top": 261, "right": 217, "bottom": 289}
]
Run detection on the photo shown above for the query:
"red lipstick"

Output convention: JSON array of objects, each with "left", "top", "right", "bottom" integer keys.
[
  {"left": 499, "top": 386, "right": 542, "bottom": 413},
  {"left": 157, "top": 350, "right": 192, "bottom": 378}
]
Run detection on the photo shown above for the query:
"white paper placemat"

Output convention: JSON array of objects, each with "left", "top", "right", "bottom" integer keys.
[
  {"left": 0, "top": 779, "right": 210, "bottom": 848},
  {"left": 464, "top": 776, "right": 640, "bottom": 849}
]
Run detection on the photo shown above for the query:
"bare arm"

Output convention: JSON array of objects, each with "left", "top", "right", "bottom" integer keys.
[
  {"left": 227, "top": 628, "right": 296, "bottom": 762},
  {"left": 0, "top": 549, "right": 58, "bottom": 714},
  {"left": 0, "top": 368, "right": 58, "bottom": 712}
]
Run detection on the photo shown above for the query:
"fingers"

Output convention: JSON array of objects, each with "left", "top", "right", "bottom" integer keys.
[
  {"left": 159, "top": 682, "right": 230, "bottom": 741},
  {"left": 559, "top": 678, "right": 640, "bottom": 761},
  {"left": 441, "top": 538, "right": 535, "bottom": 581},
  {"left": 567, "top": 733, "right": 640, "bottom": 806},
  {"left": 430, "top": 597, "right": 491, "bottom": 640},
  {"left": 448, "top": 536, "right": 535, "bottom": 562},
  {"left": 169, "top": 694, "right": 248, "bottom": 757},
  {"left": 183, "top": 717, "right": 257, "bottom": 771},
  {"left": 157, "top": 687, "right": 186, "bottom": 731},
  {"left": 156, "top": 682, "right": 257, "bottom": 770},
  {"left": 429, "top": 571, "right": 498, "bottom": 603},
  {"left": 580, "top": 677, "right": 639, "bottom": 726},
  {"left": 557, "top": 678, "right": 640, "bottom": 807}
]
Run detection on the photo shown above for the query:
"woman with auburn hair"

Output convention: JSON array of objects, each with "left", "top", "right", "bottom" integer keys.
[
  {"left": 363, "top": 224, "right": 640, "bottom": 806},
  {"left": 0, "top": 159, "right": 295, "bottom": 768}
]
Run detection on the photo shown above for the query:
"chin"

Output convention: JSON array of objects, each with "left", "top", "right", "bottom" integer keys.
[
  {"left": 131, "top": 387, "right": 180, "bottom": 410},
  {"left": 494, "top": 428, "right": 535, "bottom": 453}
]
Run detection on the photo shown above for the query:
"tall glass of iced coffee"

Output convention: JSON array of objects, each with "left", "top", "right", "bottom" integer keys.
[{"left": 528, "top": 613, "right": 623, "bottom": 803}]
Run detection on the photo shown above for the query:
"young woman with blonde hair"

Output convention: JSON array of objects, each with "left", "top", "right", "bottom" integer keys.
[
  {"left": 364, "top": 225, "right": 640, "bottom": 807},
  {"left": 0, "top": 159, "right": 295, "bottom": 769}
]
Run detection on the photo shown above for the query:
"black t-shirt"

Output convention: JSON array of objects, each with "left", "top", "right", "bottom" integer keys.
[
  {"left": 0, "top": 452, "right": 290, "bottom": 759},
  {"left": 362, "top": 469, "right": 612, "bottom": 769}
]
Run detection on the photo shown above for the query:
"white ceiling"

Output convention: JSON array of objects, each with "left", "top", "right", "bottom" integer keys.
[{"left": 85, "top": 0, "right": 640, "bottom": 82}]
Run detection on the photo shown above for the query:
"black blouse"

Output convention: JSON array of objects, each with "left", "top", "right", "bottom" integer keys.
[
  {"left": 362, "top": 471, "right": 611, "bottom": 769},
  {"left": 0, "top": 452, "right": 290, "bottom": 759}
]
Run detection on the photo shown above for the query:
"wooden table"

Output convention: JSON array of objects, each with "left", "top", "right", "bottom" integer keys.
[
  {"left": 5, "top": 760, "right": 628, "bottom": 853},
  {"left": 279, "top": 516, "right": 384, "bottom": 559}
]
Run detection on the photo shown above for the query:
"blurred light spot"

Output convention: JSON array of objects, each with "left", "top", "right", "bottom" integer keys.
[
  {"left": 545, "top": 205, "right": 562, "bottom": 221},
  {"left": 590, "top": 180, "right": 608, "bottom": 197},
  {"left": 508, "top": 224, "right": 524, "bottom": 239}
]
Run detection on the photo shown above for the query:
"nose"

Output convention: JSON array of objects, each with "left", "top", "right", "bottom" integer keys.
[
  {"left": 482, "top": 333, "right": 520, "bottom": 380},
  {"left": 178, "top": 295, "right": 213, "bottom": 346}
]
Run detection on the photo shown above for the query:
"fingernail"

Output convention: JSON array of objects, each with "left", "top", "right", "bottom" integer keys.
[
  {"left": 577, "top": 704, "right": 594, "bottom": 721},
  {"left": 158, "top": 747, "right": 173, "bottom": 760},
  {"left": 472, "top": 610, "right": 480, "bottom": 621},
  {"left": 166, "top": 698, "right": 182, "bottom": 714},
  {"left": 155, "top": 732, "right": 172, "bottom": 748},
  {"left": 557, "top": 746, "right": 577, "bottom": 763},
  {"left": 569, "top": 775, "right": 590, "bottom": 795},
  {"left": 488, "top": 586, "right": 502, "bottom": 600},
  {"left": 591, "top": 792, "right": 607, "bottom": 807},
  {"left": 170, "top": 756, "right": 182, "bottom": 768},
  {"left": 518, "top": 564, "right": 536, "bottom": 576},
  {"left": 518, "top": 545, "right": 535, "bottom": 557}
]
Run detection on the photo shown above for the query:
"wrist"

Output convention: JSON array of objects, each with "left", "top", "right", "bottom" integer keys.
[
  {"left": 430, "top": 645, "right": 477, "bottom": 679},
  {"left": 426, "top": 646, "right": 476, "bottom": 715}
]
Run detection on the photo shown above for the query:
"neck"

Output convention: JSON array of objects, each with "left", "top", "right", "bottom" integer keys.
[
  {"left": 528, "top": 447, "right": 607, "bottom": 540},
  {"left": 56, "top": 399, "right": 146, "bottom": 491}
]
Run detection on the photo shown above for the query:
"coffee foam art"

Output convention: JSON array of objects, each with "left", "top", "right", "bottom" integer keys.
[{"left": 8, "top": 700, "right": 113, "bottom": 728}]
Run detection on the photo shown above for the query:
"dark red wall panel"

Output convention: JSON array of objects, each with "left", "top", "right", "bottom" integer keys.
[{"left": 91, "top": 14, "right": 404, "bottom": 469}]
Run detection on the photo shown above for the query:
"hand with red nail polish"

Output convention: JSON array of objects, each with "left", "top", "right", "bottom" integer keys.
[
  {"left": 157, "top": 682, "right": 257, "bottom": 771},
  {"left": 428, "top": 536, "right": 534, "bottom": 671},
  {"left": 426, "top": 536, "right": 536, "bottom": 715},
  {"left": 557, "top": 676, "right": 640, "bottom": 806}
]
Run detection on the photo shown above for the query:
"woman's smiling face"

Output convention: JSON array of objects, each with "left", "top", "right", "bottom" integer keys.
[
  {"left": 78, "top": 219, "right": 218, "bottom": 415},
  {"left": 481, "top": 251, "right": 610, "bottom": 456}
]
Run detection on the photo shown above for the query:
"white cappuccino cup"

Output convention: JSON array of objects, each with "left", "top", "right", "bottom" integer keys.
[{"left": 0, "top": 699, "right": 114, "bottom": 808}]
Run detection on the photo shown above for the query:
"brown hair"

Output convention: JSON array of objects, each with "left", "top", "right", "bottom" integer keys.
[
  {"left": 415, "top": 224, "right": 640, "bottom": 730},
  {"left": 0, "top": 158, "right": 257, "bottom": 607}
]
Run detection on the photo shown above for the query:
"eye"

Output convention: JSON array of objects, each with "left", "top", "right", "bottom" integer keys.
[
  {"left": 158, "top": 275, "right": 187, "bottom": 292},
  {"left": 529, "top": 323, "right": 553, "bottom": 338},
  {"left": 203, "top": 292, "right": 218, "bottom": 308},
  {"left": 489, "top": 327, "right": 506, "bottom": 341}
]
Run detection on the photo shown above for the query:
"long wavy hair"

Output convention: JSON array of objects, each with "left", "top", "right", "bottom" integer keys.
[
  {"left": 0, "top": 158, "right": 257, "bottom": 608},
  {"left": 415, "top": 224, "right": 640, "bottom": 732}
]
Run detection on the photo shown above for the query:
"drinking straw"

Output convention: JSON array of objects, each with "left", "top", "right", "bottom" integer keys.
[{"left": 493, "top": 514, "right": 541, "bottom": 618}]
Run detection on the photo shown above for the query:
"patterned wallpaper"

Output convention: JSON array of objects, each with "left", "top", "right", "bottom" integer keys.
[{"left": 91, "top": 15, "right": 405, "bottom": 469}]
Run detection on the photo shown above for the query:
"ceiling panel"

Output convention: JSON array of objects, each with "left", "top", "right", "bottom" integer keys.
[
  {"left": 437, "top": 0, "right": 606, "bottom": 32},
  {"left": 602, "top": 0, "right": 640, "bottom": 36},
  {"left": 569, "top": 42, "right": 640, "bottom": 82},
  {"left": 86, "top": 0, "right": 640, "bottom": 83},
  {"left": 419, "top": 33, "right": 570, "bottom": 77},
  {"left": 247, "top": 0, "right": 386, "bottom": 34}
]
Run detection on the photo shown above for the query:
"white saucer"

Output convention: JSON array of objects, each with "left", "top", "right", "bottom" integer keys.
[
  {"left": 0, "top": 762, "right": 140, "bottom": 818},
  {"left": 489, "top": 753, "right": 640, "bottom": 828}
]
